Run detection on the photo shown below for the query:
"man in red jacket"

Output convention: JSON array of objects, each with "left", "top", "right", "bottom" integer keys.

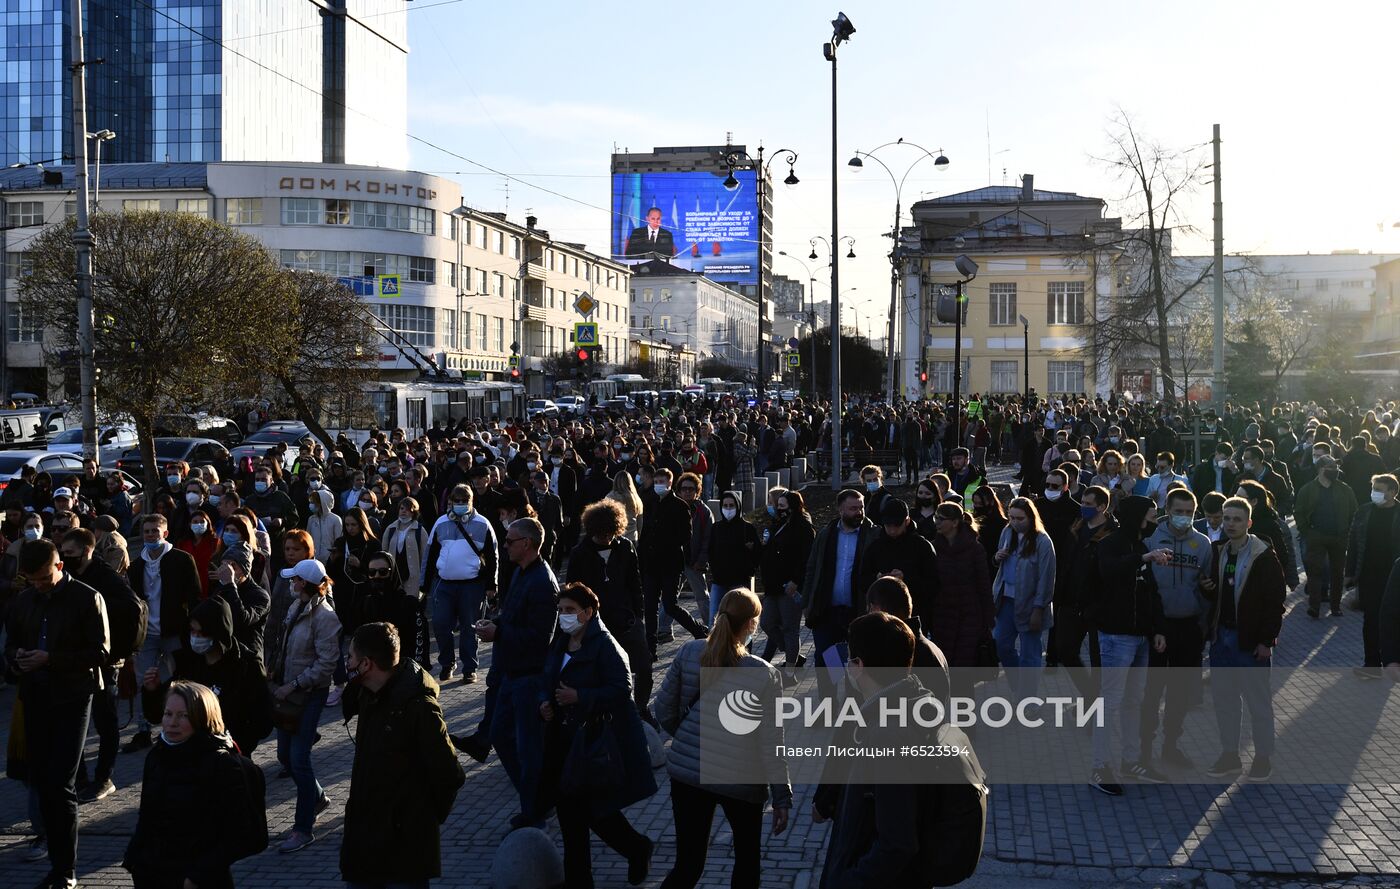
[{"left": 1201, "top": 496, "right": 1286, "bottom": 783}]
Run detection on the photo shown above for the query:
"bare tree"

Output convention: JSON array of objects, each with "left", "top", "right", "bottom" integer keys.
[
  {"left": 1091, "top": 111, "right": 1211, "bottom": 399},
  {"left": 20, "top": 211, "right": 294, "bottom": 495},
  {"left": 1230, "top": 287, "right": 1316, "bottom": 395},
  {"left": 264, "top": 270, "right": 379, "bottom": 448}
]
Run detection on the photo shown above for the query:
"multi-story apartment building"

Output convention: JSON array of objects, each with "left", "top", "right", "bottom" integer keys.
[
  {"left": 0, "top": 161, "right": 627, "bottom": 397},
  {"left": 627, "top": 260, "right": 759, "bottom": 373}
]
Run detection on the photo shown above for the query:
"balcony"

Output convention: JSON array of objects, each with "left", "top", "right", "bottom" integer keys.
[
  {"left": 523, "top": 259, "right": 547, "bottom": 280},
  {"left": 521, "top": 302, "right": 548, "bottom": 323}
]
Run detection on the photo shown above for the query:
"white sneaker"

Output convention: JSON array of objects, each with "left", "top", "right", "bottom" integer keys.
[{"left": 327, "top": 686, "right": 343, "bottom": 707}]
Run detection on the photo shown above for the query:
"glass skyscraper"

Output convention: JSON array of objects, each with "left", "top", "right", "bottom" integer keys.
[{"left": 0, "top": 0, "right": 407, "bottom": 169}]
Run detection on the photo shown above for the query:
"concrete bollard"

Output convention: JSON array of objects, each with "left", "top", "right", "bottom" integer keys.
[
  {"left": 752, "top": 476, "right": 769, "bottom": 513},
  {"left": 766, "top": 471, "right": 781, "bottom": 493},
  {"left": 706, "top": 498, "right": 721, "bottom": 517},
  {"left": 490, "top": 827, "right": 563, "bottom": 889},
  {"left": 792, "top": 458, "right": 807, "bottom": 488},
  {"left": 778, "top": 468, "right": 791, "bottom": 491}
]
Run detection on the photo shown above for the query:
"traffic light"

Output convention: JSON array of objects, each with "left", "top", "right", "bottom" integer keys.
[
  {"left": 577, "top": 348, "right": 590, "bottom": 363},
  {"left": 510, "top": 366, "right": 521, "bottom": 380},
  {"left": 934, "top": 284, "right": 967, "bottom": 324},
  {"left": 920, "top": 370, "right": 928, "bottom": 384}
]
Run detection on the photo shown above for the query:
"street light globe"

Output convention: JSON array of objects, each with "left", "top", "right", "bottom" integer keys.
[
  {"left": 722, "top": 172, "right": 740, "bottom": 191},
  {"left": 934, "top": 151, "right": 950, "bottom": 169},
  {"left": 847, "top": 155, "right": 863, "bottom": 171}
]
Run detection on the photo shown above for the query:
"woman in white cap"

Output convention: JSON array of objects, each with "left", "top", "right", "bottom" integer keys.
[{"left": 270, "top": 558, "right": 341, "bottom": 853}]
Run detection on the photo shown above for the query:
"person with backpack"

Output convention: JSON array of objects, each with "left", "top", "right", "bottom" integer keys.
[
  {"left": 817, "top": 611, "right": 986, "bottom": 889},
  {"left": 141, "top": 596, "right": 272, "bottom": 757},
  {"left": 340, "top": 621, "right": 465, "bottom": 889},
  {"left": 59, "top": 529, "right": 145, "bottom": 804},
  {"left": 123, "top": 680, "right": 262, "bottom": 889}
]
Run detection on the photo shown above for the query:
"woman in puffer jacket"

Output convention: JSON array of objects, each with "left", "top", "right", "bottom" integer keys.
[{"left": 654, "top": 588, "right": 791, "bottom": 889}]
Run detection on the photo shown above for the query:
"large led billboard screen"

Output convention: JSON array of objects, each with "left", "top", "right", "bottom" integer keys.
[{"left": 611, "top": 170, "right": 759, "bottom": 287}]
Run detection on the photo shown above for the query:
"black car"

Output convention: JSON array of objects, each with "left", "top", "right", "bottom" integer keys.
[{"left": 114, "top": 437, "right": 231, "bottom": 478}]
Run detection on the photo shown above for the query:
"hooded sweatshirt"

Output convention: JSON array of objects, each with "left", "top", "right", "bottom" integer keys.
[
  {"left": 1146, "top": 520, "right": 1210, "bottom": 618},
  {"left": 306, "top": 487, "right": 343, "bottom": 559}
]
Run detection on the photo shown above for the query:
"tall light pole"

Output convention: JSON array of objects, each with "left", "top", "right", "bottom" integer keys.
[
  {"left": 825, "top": 11, "right": 854, "bottom": 489},
  {"left": 1018, "top": 313, "right": 1030, "bottom": 400},
  {"left": 778, "top": 250, "right": 820, "bottom": 398},
  {"left": 933, "top": 255, "right": 979, "bottom": 451},
  {"left": 70, "top": 0, "right": 97, "bottom": 459},
  {"left": 1211, "top": 123, "right": 1224, "bottom": 406},
  {"left": 724, "top": 146, "right": 799, "bottom": 405},
  {"left": 848, "top": 139, "right": 950, "bottom": 403}
]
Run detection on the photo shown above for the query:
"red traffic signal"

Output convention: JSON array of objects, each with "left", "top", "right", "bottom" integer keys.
[
  {"left": 920, "top": 371, "right": 928, "bottom": 383},
  {"left": 577, "top": 348, "right": 590, "bottom": 362},
  {"left": 510, "top": 367, "right": 521, "bottom": 379}
]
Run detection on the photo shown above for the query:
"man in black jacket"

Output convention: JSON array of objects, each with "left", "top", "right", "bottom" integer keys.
[
  {"left": 341, "top": 622, "right": 465, "bottom": 887},
  {"left": 528, "top": 471, "right": 566, "bottom": 569},
  {"left": 804, "top": 490, "right": 877, "bottom": 697},
  {"left": 857, "top": 499, "right": 939, "bottom": 614},
  {"left": 1088, "top": 495, "right": 1169, "bottom": 795},
  {"left": 5, "top": 538, "right": 109, "bottom": 889},
  {"left": 637, "top": 467, "right": 706, "bottom": 653},
  {"left": 59, "top": 529, "right": 135, "bottom": 803},
  {"left": 213, "top": 543, "right": 272, "bottom": 666},
  {"left": 124, "top": 514, "right": 201, "bottom": 752},
  {"left": 1035, "top": 469, "right": 1081, "bottom": 669}
]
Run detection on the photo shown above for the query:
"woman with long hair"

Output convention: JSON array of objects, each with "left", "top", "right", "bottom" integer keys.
[
  {"left": 123, "top": 681, "right": 251, "bottom": 889},
  {"left": 1126, "top": 452, "right": 1151, "bottom": 499},
  {"left": 1090, "top": 449, "right": 1131, "bottom": 514},
  {"left": 606, "top": 470, "right": 644, "bottom": 542},
  {"left": 969, "top": 484, "right": 1008, "bottom": 577},
  {"left": 538, "top": 582, "right": 657, "bottom": 888},
  {"left": 930, "top": 502, "right": 993, "bottom": 700},
  {"left": 271, "top": 559, "right": 340, "bottom": 853},
  {"left": 912, "top": 478, "right": 942, "bottom": 542},
  {"left": 176, "top": 507, "right": 220, "bottom": 600},
  {"left": 758, "top": 489, "right": 814, "bottom": 684},
  {"left": 654, "top": 589, "right": 791, "bottom": 889},
  {"left": 992, "top": 497, "right": 1057, "bottom": 700}
]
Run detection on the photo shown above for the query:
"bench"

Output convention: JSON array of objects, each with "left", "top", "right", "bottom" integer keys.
[{"left": 809, "top": 447, "right": 906, "bottom": 484}]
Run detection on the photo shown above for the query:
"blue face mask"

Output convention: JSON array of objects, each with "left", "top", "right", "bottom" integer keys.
[
  {"left": 452, "top": 503, "right": 470, "bottom": 516},
  {"left": 1080, "top": 505, "right": 1098, "bottom": 520},
  {"left": 144, "top": 540, "right": 163, "bottom": 553},
  {"left": 254, "top": 481, "right": 268, "bottom": 494},
  {"left": 767, "top": 504, "right": 776, "bottom": 517},
  {"left": 222, "top": 531, "right": 240, "bottom": 547}
]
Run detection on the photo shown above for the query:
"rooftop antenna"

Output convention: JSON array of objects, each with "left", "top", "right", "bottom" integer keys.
[
  {"left": 725, "top": 131, "right": 733, "bottom": 147},
  {"left": 502, "top": 177, "right": 509, "bottom": 213}
]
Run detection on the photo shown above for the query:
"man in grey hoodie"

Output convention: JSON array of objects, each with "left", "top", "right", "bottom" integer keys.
[{"left": 1140, "top": 487, "right": 1211, "bottom": 768}]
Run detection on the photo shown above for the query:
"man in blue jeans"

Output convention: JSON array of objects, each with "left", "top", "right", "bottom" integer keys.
[
  {"left": 1202, "top": 496, "right": 1286, "bottom": 783},
  {"left": 424, "top": 484, "right": 499, "bottom": 684},
  {"left": 476, "top": 517, "right": 557, "bottom": 830}
]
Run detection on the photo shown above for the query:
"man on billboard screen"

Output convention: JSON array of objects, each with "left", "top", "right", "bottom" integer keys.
[{"left": 624, "top": 207, "right": 676, "bottom": 258}]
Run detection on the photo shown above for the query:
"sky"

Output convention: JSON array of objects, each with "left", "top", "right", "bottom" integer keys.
[{"left": 395, "top": 0, "right": 1400, "bottom": 334}]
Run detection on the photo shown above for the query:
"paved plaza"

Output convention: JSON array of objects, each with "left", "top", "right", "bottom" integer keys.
[{"left": 3, "top": 473, "right": 1400, "bottom": 887}]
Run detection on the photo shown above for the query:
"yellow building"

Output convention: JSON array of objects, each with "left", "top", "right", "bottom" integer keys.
[{"left": 904, "top": 176, "right": 1124, "bottom": 400}]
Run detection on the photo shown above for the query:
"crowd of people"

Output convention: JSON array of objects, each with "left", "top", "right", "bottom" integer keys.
[{"left": 6, "top": 389, "right": 1400, "bottom": 888}]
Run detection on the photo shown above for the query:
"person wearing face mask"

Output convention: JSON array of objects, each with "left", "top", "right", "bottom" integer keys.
[
  {"left": 122, "top": 681, "right": 255, "bottom": 889},
  {"left": 124, "top": 514, "right": 201, "bottom": 753},
  {"left": 1140, "top": 488, "right": 1211, "bottom": 769},
  {"left": 803, "top": 490, "right": 876, "bottom": 698},
  {"left": 1343, "top": 474, "right": 1400, "bottom": 679},
  {"left": 139, "top": 595, "right": 271, "bottom": 757},
  {"left": 1143, "top": 451, "right": 1189, "bottom": 511},
  {"left": 537, "top": 583, "right": 658, "bottom": 888},
  {"left": 342, "top": 471, "right": 368, "bottom": 514},
  {"left": 353, "top": 554, "right": 428, "bottom": 676},
  {"left": 1191, "top": 442, "right": 1239, "bottom": 500},
  {"left": 303, "top": 486, "right": 342, "bottom": 566},
  {"left": 175, "top": 507, "right": 219, "bottom": 600},
  {"left": 1236, "top": 443, "right": 1292, "bottom": 516},
  {"left": 1294, "top": 454, "right": 1356, "bottom": 618},
  {"left": 858, "top": 498, "right": 938, "bottom": 619},
  {"left": 381, "top": 497, "right": 427, "bottom": 598},
  {"left": 708, "top": 489, "right": 761, "bottom": 604},
  {"left": 758, "top": 491, "right": 814, "bottom": 686},
  {"left": 911, "top": 479, "right": 943, "bottom": 542},
  {"left": 101, "top": 472, "right": 136, "bottom": 536},
  {"left": 655, "top": 588, "right": 791, "bottom": 889},
  {"left": 423, "top": 484, "right": 499, "bottom": 685},
  {"left": 637, "top": 468, "right": 707, "bottom": 653},
  {"left": 270, "top": 558, "right": 340, "bottom": 853},
  {"left": 212, "top": 543, "right": 272, "bottom": 667},
  {"left": 4, "top": 538, "right": 109, "bottom": 889},
  {"left": 338, "top": 621, "right": 464, "bottom": 889},
  {"left": 291, "top": 468, "right": 326, "bottom": 527},
  {"left": 244, "top": 467, "right": 297, "bottom": 542}
]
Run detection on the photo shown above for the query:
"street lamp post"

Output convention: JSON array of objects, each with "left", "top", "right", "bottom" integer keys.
[
  {"left": 723, "top": 145, "right": 799, "bottom": 406},
  {"left": 936, "top": 255, "right": 979, "bottom": 452},
  {"left": 88, "top": 128, "right": 115, "bottom": 209},
  {"left": 1018, "top": 313, "right": 1030, "bottom": 400},
  {"left": 825, "top": 11, "right": 855, "bottom": 489},
  {"left": 778, "top": 250, "right": 820, "bottom": 398},
  {"left": 848, "top": 140, "right": 950, "bottom": 404}
]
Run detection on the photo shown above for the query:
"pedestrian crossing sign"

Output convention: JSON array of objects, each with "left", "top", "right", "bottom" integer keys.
[
  {"left": 786, "top": 353, "right": 800, "bottom": 368},
  {"left": 378, "top": 274, "right": 400, "bottom": 297},
  {"left": 574, "top": 322, "right": 599, "bottom": 347}
]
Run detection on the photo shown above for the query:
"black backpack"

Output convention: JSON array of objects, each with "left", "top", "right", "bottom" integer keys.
[
  {"left": 104, "top": 584, "right": 149, "bottom": 663},
  {"left": 914, "top": 723, "right": 988, "bottom": 887},
  {"left": 226, "top": 748, "right": 269, "bottom": 860}
]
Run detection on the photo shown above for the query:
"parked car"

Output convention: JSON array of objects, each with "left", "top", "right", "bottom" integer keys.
[
  {"left": 526, "top": 399, "right": 559, "bottom": 419},
  {"left": 115, "top": 437, "right": 231, "bottom": 479},
  {"left": 601, "top": 396, "right": 636, "bottom": 414},
  {"left": 0, "top": 407, "right": 68, "bottom": 450},
  {"left": 153, "top": 413, "right": 243, "bottom": 448},
  {"left": 48, "top": 424, "right": 139, "bottom": 465},
  {"left": 0, "top": 450, "right": 86, "bottom": 499},
  {"left": 553, "top": 395, "right": 584, "bottom": 416},
  {"left": 230, "top": 424, "right": 312, "bottom": 468}
]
